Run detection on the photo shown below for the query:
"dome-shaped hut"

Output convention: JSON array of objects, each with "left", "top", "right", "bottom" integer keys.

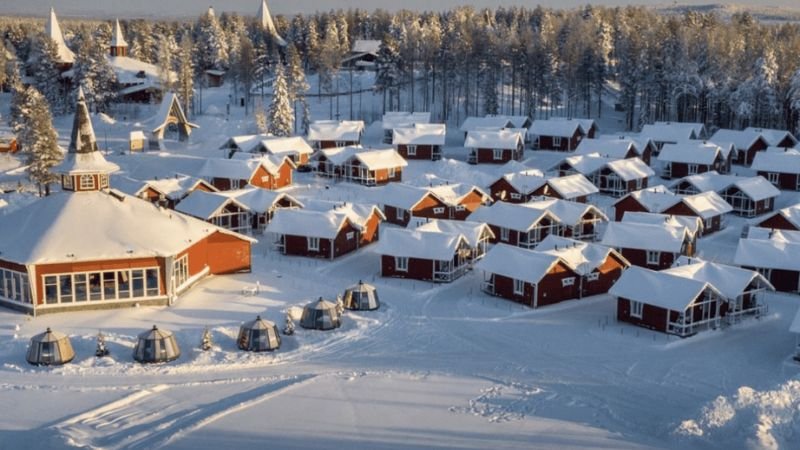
[
  {"left": 237, "top": 315, "right": 281, "bottom": 352},
  {"left": 26, "top": 328, "right": 75, "bottom": 366},
  {"left": 342, "top": 280, "right": 380, "bottom": 311},
  {"left": 300, "top": 297, "right": 341, "bottom": 330},
  {"left": 133, "top": 325, "right": 180, "bottom": 363}
]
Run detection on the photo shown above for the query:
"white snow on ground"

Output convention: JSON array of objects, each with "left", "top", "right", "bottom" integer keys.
[{"left": 2, "top": 84, "right": 800, "bottom": 449}]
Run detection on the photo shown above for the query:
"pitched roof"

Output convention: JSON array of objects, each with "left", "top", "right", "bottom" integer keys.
[
  {"left": 143, "top": 174, "right": 216, "bottom": 201},
  {"left": 221, "top": 188, "right": 302, "bottom": 214},
  {"left": 523, "top": 198, "right": 608, "bottom": 226},
  {"left": 415, "top": 219, "right": 495, "bottom": 247},
  {"left": 745, "top": 227, "right": 800, "bottom": 243},
  {"left": 378, "top": 183, "right": 439, "bottom": 210},
  {"left": 474, "top": 244, "right": 564, "bottom": 285},
  {"left": 256, "top": 0, "right": 286, "bottom": 46},
  {"left": 427, "top": 183, "right": 490, "bottom": 205},
  {"left": 467, "top": 201, "right": 558, "bottom": 231},
  {"left": 546, "top": 174, "right": 599, "bottom": 199},
  {"left": 496, "top": 170, "right": 547, "bottom": 195},
  {"left": 658, "top": 141, "right": 722, "bottom": 165},
  {"left": 563, "top": 153, "right": 654, "bottom": 181},
  {"left": 175, "top": 190, "right": 250, "bottom": 220},
  {"left": 110, "top": 19, "right": 128, "bottom": 47},
  {"left": 486, "top": 115, "right": 532, "bottom": 129},
  {"left": 375, "top": 228, "right": 469, "bottom": 260},
  {"left": 109, "top": 55, "right": 175, "bottom": 87},
  {"left": 744, "top": 127, "right": 798, "bottom": 147},
  {"left": 392, "top": 124, "right": 446, "bottom": 146},
  {"left": 199, "top": 155, "right": 292, "bottom": 180},
  {"left": 459, "top": 116, "right": 513, "bottom": 132},
  {"left": 751, "top": 151, "right": 800, "bottom": 174},
  {"left": 55, "top": 89, "right": 119, "bottom": 175},
  {"left": 351, "top": 39, "right": 381, "bottom": 54},
  {"left": 734, "top": 236, "right": 800, "bottom": 271},
  {"left": 152, "top": 93, "right": 198, "bottom": 134},
  {"left": 219, "top": 134, "right": 268, "bottom": 151},
  {"left": 45, "top": 7, "right": 75, "bottom": 64},
  {"left": 528, "top": 118, "right": 585, "bottom": 138},
  {"left": 535, "top": 235, "right": 628, "bottom": 275},
  {"left": 679, "top": 191, "right": 733, "bottom": 218},
  {"left": 666, "top": 256, "right": 773, "bottom": 300},
  {"left": 615, "top": 185, "right": 680, "bottom": 212},
  {"left": 0, "top": 191, "right": 254, "bottom": 265},
  {"left": 641, "top": 122, "right": 705, "bottom": 142},
  {"left": 609, "top": 266, "right": 717, "bottom": 311},
  {"left": 307, "top": 120, "right": 364, "bottom": 142},
  {"left": 252, "top": 136, "right": 314, "bottom": 157},
  {"left": 301, "top": 199, "right": 385, "bottom": 227},
  {"left": 575, "top": 138, "right": 638, "bottom": 159},
  {"left": 464, "top": 129, "right": 523, "bottom": 150},
  {"left": 621, "top": 211, "right": 703, "bottom": 237},
  {"left": 382, "top": 112, "right": 432, "bottom": 130},
  {"left": 601, "top": 221, "right": 689, "bottom": 253},
  {"left": 758, "top": 203, "right": 800, "bottom": 229},
  {"left": 268, "top": 208, "right": 358, "bottom": 239},
  {"left": 725, "top": 176, "right": 780, "bottom": 202},
  {"left": 353, "top": 148, "right": 408, "bottom": 170},
  {"left": 709, "top": 129, "right": 766, "bottom": 150}
]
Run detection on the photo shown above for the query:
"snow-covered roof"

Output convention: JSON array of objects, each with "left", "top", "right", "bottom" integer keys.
[
  {"left": 0, "top": 191, "right": 253, "bottom": 265},
  {"left": 744, "top": 127, "right": 798, "bottom": 147},
  {"left": 152, "top": 93, "right": 198, "bottom": 134},
  {"left": 709, "top": 129, "right": 766, "bottom": 150},
  {"left": 524, "top": 198, "right": 608, "bottom": 226},
  {"left": 673, "top": 171, "right": 777, "bottom": 201},
  {"left": 175, "top": 190, "right": 249, "bottom": 220},
  {"left": 575, "top": 138, "right": 637, "bottom": 159},
  {"left": 56, "top": 89, "right": 120, "bottom": 176},
  {"left": 598, "top": 134, "right": 656, "bottom": 154},
  {"left": 658, "top": 141, "right": 722, "bottom": 165},
  {"left": 609, "top": 266, "right": 717, "bottom": 311},
  {"left": 644, "top": 121, "right": 706, "bottom": 141},
  {"left": 257, "top": 0, "right": 286, "bottom": 46},
  {"left": 459, "top": 116, "right": 513, "bottom": 132},
  {"left": 528, "top": 119, "right": 585, "bottom": 138},
  {"left": 467, "top": 201, "right": 557, "bottom": 231},
  {"left": 497, "top": 170, "right": 547, "bottom": 195},
  {"left": 382, "top": 112, "right": 432, "bottom": 130},
  {"left": 536, "top": 235, "right": 628, "bottom": 275},
  {"left": 734, "top": 237, "right": 800, "bottom": 271},
  {"left": 45, "top": 8, "right": 75, "bottom": 64},
  {"left": 117, "top": 174, "right": 215, "bottom": 201},
  {"left": 268, "top": 208, "right": 358, "bottom": 239},
  {"left": 129, "top": 130, "right": 146, "bottom": 141},
  {"left": 199, "top": 155, "right": 292, "bottom": 180},
  {"left": 464, "top": 129, "right": 523, "bottom": 150},
  {"left": 219, "top": 134, "right": 267, "bottom": 151},
  {"left": 546, "top": 174, "right": 600, "bottom": 199},
  {"left": 110, "top": 19, "right": 128, "bottom": 48},
  {"left": 726, "top": 176, "right": 780, "bottom": 202},
  {"left": 766, "top": 146, "right": 800, "bottom": 155},
  {"left": 474, "top": 244, "right": 564, "bottom": 285},
  {"left": 602, "top": 221, "right": 689, "bottom": 253},
  {"left": 351, "top": 39, "right": 381, "bottom": 55},
  {"left": 758, "top": 203, "right": 800, "bottom": 229},
  {"left": 378, "top": 183, "right": 438, "bottom": 210},
  {"left": 301, "top": 199, "right": 385, "bottom": 228},
  {"left": 561, "top": 153, "right": 608, "bottom": 175},
  {"left": 415, "top": 219, "right": 495, "bottom": 247},
  {"left": 316, "top": 145, "right": 361, "bottom": 166},
  {"left": 375, "top": 228, "right": 469, "bottom": 260},
  {"left": 563, "top": 153, "right": 653, "bottom": 180},
  {"left": 551, "top": 117, "right": 597, "bottom": 133},
  {"left": 428, "top": 183, "right": 490, "bottom": 206},
  {"left": 110, "top": 56, "right": 175, "bottom": 87},
  {"left": 252, "top": 136, "right": 314, "bottom": 157},
  {"left": 224, "top": 188, "right": 302, "bottom": 214},
  {"left": 622, "top": 211, "right": 703, "bottom": 237},
  {"left": 745, "top": 227, "right": 800, "bottom": 243},
  {"left": 307, "top": 120, "right": 364, "bottom": 142},
  {"left": 666, "top": 256, "right": 773, "bottom": 300},
  {"left": 353, "top": 149, "right": 408, "bottom": 170},
  {"left": 751, "top": 151, "right": 800, "bottom": 174},
  {"left": 680, "top": 191, "right": 733, "bottom": 219},
  {"left": 615, "top": 185, "right": 680, "bottom": 213},
  {"left": 392, "top": 124, "right": 446, "bottom": 146},
  {"left": 486, "top": 115, "right": 532, "bottom": 129}
]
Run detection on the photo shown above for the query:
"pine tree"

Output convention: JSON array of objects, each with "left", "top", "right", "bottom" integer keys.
[
  {"left": 72, "top": 34, "right": 117, "bottom": 113},
  {"left": 95, "top": 332, "right": 109, "bottom": 357},
  {"left": 200, "top": 327, "right": 213, "bottom": 351},
  {"left": 254, "top": 98, "right": 268, "bottom": 134},
  {"left": 195, "top": 7, "right": 229, "bottom": 71},
  {"left": 268, "top": 64, "right": 293, "bottom": 137},
  {"left": 29, "top": 34, "right": 63, "bottom": 112},
  {"left": 18, "top": 86, "right": 62, "bottom": 196},
  {"left": 287, "top": 44, "right": 309, "bottom": 134},
  {"left": 375, "top": 33, "right": 401, "bottom": 112},
  {"left": 178, "top": 33, "right": 195, "bottom": 116},
  {"left": 482, "top": 69, "right": 498, "bottom": 115}
]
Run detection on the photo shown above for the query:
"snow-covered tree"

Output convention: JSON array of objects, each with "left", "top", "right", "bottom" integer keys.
[
  {"left": 283, "top": 314, "right": 295, "bottom": 335},
  {"left": 200, "top": 327, "right": 213, "bottom": 351},
  {"left": 287, "top": 44, "right": 309, "bottom": 134},
  {"left": 254, "top": 98, "right": 267, "bottom": 134},
  {"left": 17, "top": 86, "right": 62, "bottom": 196},
  {"left": 195, "top": 7, "right": 229, "bottom": 71},
  {"left": 95, "top": 332, "right": 109, "bottom": 357},
  {"left": 28, "top": 34, "right": 63, "bottom": 112},
  {"left": 177, "top": 33, "right": 195, "bottom": 116},
  {"left": 267, "top": 63, "right": 293, "bottom": 137},
  {"left": 72, "top": 34, "right": 117, "bottom": 112},
  {"left": 375, "top": 33, "right": 401, "bottom": 112}
]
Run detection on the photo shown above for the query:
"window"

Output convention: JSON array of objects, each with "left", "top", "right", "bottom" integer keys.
[
  {"left": 308, "top": 237, "right": 320, "bottom": 251},
  {"left": 500, "top": 227, "right": 510, "bottom": 241},
  {"left": 99, "top": 175, "right": 109, "bottom": 189},
  {"left": 173, "top": 255, "right": 189, "bottom": 291},
  {"left": 756, "top": 267, "right": 772, "bottom": 280},
  {"left": 335, "top": 141, "right": 347, "bottom": 147},
  {"left": 704, "top": 218, "right": 713, "bottom": 230},
  {"left": 646, "top": 251, "right": 660, "bottom": 265},
  {"left": 132, "top": 270, "right": 145, "bottom": 297},
  {"left": 630, "top": 301, "right": 644, "bottom": 318},
  {"left": 561, "top": 277, "right": 576, "bottom": 287},
  {"left": 346, "top": 232, "right": 355, "bottom": 240},
  {"left": 79, "top": 174, "right": 95, "bottom": 190},
  {"left": 407, "top": 145, "right": 417, "bottom": 156},
  {"left": 396, "top": 208, "right": 406, "bottom": 221},
  {"left": 688, "top": 164, "right": 698, "bottom": 175},
  {"left": 433, "top": 207, "right": 445, "bottom": 215},
  {"left": 0, "top": 269, "right": 31, "bottom": 304},
  {"left": 493, "top": 149, "right": 504, "bottom": 160},
  {"left": 455, "top": 205, "right": 465, "bottom": 212},
  {"left": 41, "top": 267, "right": 160, "bottom": 305},
  {"left": 388, "top": 167, "right": 396, "bottom": 178},
  {"left": 145, "top": 269, "right": 160, "bottom": 296},
  {"left": 261, "top": 175, "right": 270, "bottom": 182},
  {"left": 766, "top": 172, "right": 779, "bottom": 186},
  {"left": 513, "top": 279, "right": 525, "bottom": 295},
  {"left": 552, "top": 136, "right": 562, "bottom": 147},
  {"left": 63, "top": 175, "right": 74, "bottom": 190},
  {"left": 395, "top": 256, "right": 409, "bottom": 272},
  {"left": 586, "top": 272, "right": 599, "bottom": 282},
  {"left": 510, "top": 193, "right": 521, "bottom": 200}
]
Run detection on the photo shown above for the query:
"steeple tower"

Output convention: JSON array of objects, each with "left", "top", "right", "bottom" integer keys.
[
  {"left": 45, "top": 7, "right": 76, "bottom": 65},
  {"left": 56, "top": 88, "right": 120, "bottom": 192},
  {"left": 256, "top": 0, "right": 287, "bottom": 46},
  {"left": 109, "top": 19, "right": 128, "bottom": 57}
]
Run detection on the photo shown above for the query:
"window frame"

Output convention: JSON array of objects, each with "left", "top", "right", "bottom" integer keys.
[
  {"left": 630, "top": 300, "right": 644, "bottom": 318},
  {"left": 492, "top": 149, "right": 504, "bottom": 160},
  {"left": 395, "top": 256, "right": 409, "bottom": 272},
  {"left": 307, "top": 237, "right": 320, "bottom": 251},
  {"left": 561, "top": 277, "right": 576, "bottom": 287},
  {"left": 513, "top": 278, "right": 525, "bottom": 295},
  {"left": 646, "top": 250, "right": 660, "bottom": 265},
  {"left": 79, "top": 174, "right": 96, "bottom": 190},
  {"left": 406, "top": 145, "right": 417, "bottom": 156}
]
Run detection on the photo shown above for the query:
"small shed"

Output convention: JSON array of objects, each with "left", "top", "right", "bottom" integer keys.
[
  {"left": 342, "top": 281, "right": 380, "bottom": 311},
  {"left": 237, "top": 315, "right": 281, "bottom": 352},
  {"left": 300, "top": 297, "right": 342, "bottom": 330},
  {"left": 133, "top": 325, "right": 181, "bottom": 364},
  {"left": 129, "top": 130, "right": 146, "bottom": 152},
  {"left": 26, "top": 328, "right": 75, "bottom": 366}
]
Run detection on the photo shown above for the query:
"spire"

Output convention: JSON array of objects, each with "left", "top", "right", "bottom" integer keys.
[
  {"left": 207, "top": 6, "right": 216, "bottom": 18},
  {"left": 256, "top": 0, "right": 287, "bottom": 46},
  {"left": 45, "top": 7, "right": 75, "bottom": 64},
  {"left": 110, "top": 19, "right": 128, "bottom": 49},
  {"left": 69, "top": 87, "right": 98, "bottom": 154}
]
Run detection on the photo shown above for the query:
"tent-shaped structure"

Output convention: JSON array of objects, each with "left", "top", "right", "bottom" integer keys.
[
  {"left": 133, "top": 325, "right": 181, "bottom": 363},
  {"left": 26, "top": 328, "right": 75, "bottom": 366},
  {"left": 237, "top": 315, "right": 281, "bottom": 352},
  {"left": 151, "top": 93, "right": 198, "bottom": 143},
  {"left": 300, "top": 298, "right": 341, "bottom": 330},
  {"left": 342, "top": 281, "right": 380, "bottom": 311}
]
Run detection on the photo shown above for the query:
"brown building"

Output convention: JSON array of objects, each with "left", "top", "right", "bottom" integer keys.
[
  {"left": 751, "top": 151, "right": 800, "bottom": 191},
  {"left": 528, "top": 119, "right": 588, "bottom": 151},
  {"left": 602, "top": 221, "right": 695, "bottom": 270},
  {"left": 465, "top": 130, "right": 524, "bottom": 164},
  {"left": 392, "top": 123, "right": 445, "bottom": 161},
  {"left": 489, "top": 170, "right": 598, "bottom": 204},
  {"left": 199, "top": 155, "right": 295, "bottom": 191},
  {"left": 755, "top": 204, "right": 800, "bottom": 231},
  {"left": 376, "top": 228, "right": 473, "bottom": 283}
]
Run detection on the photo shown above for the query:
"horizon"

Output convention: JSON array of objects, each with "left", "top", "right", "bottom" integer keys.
[{"left": 1, "top": 0, "right": 799, "bottom": 20}]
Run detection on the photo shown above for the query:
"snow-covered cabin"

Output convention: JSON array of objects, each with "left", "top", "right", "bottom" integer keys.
[
  {"left": 459, "top": 116, "right": 514, "bottom": 137},
  {"left": 175, "top": 190, "right": 253, "bottom": 234},
  {"left": 601, "top": 221, "right": 695, "bottom": 269},
  {"left": 382, "top": 112, "right": 432, "bottom": 143},
  {"left": 313, "top": 146, "right": 407, "bottom": 186},
  {"left": 465, "top": 129, "right": 524, "bottom": 164},
  {"left": 392, "top": 123, "right": 446, "bottom": 160},
  {"left": 671, "top": 172, "right": 779, "bottom": 217},
  {"left": 486, "top": 115, "right": 533, "bottom": 131},
  {"left": 557, "top": 153, "right": 654, "bottom": 197},
  {"left": 621, "top": 211, "right": 704, "bottom": 238},
  {"left": 150, "top": 93, "right": 198, "bottom": 143},
  {"left": 415, "top": 219, "right": 495, "bottom": 261},
  {"left": 249, "top": 136, "right": 315, "bottom": 165},
  {"left": 375, "top": 228, "right": 472, "bottom": 283},
  {"left": 575, "top": 137, "right": 651, "bottom": 166},
  {"left": 227, "top": 188, "right": 303, "bottom": 233},
  {"left": 523, "top": 198, "right": 608, "bottom": 241},
  {"left": 612, "top": 185, "right": 679, "bottom": 221},
  {"left": 709, "top": 129, "right": 770, "bottom": 166},
  {"left": 379, "top": 183, "right": 490, "bottom": 226},
  {"left": 475, "top": 244, "right": 580, "bottom": 308},
  {"left": 0, "top": 92, "right": 254, "bottom": 314},
  {"left": 528, "top": 119, "right": 586, "bottom": 151},
  {"left": 342, "top": 39, "right": 380, "bottom": 70},
  {"left": 640, "top": 122, "right": 707, "bottom": 150},
  {"left": 611, "top": 266, "right": 724, "bottom": 337},
  {"left": 219, "top": 134, "right": 269, "bottom": 156},
  {"left": 115, "top": 174, "right": 217, "bottom": 209},
  {"left": 488, "top": 170, "right": 598, "bottom": 204},
  {"left": 108, "top": 20, "right": 176, "bottom": 103},
  {"left": 754, "top": 203, "right": 800, "bottom": 231},
  {"left": 199, "top": 155, "right": 295, "bottom": 191},
  {"left": 613, "top": 186, "right": 731, "bottom": 234},
  {"left": 743, "top": 127, "right": 798, "bottom": 149},
  {"left": 467, "top": 201, "right": 570, "bottom": 249},
  {"left": 666, "top": 256, "right": 773, "bottom": 322},
  {"left": 301, "top": 200, "right": 385, "bottom": 249},
  {"left": 658, "top": 141, "right": 731, "bottom": 179},
  {"left": 0, "top": 132, "right": 18, "bottom": 154},
  {"left": 536, "top": 235, "right": 630, "bottom": 298},
  {"left": 751, "top": 150, "right": 800, "bottom": 191},
  {"left": 307, "top": 120, "right": 364, "bottom": 149},
  {"left": 734, "top": 233, "right": 800, "bottom": 293}
]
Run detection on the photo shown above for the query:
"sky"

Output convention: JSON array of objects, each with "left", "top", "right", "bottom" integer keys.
[{"left": 1, "top": 1, "right": 798, "bottom": 19}]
